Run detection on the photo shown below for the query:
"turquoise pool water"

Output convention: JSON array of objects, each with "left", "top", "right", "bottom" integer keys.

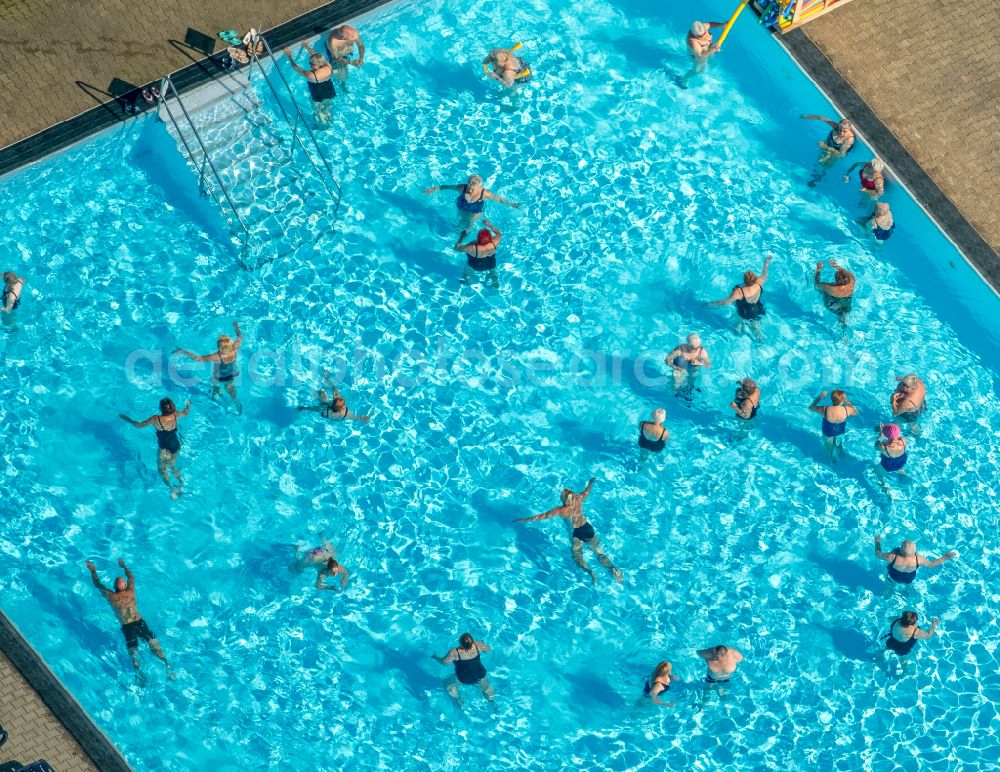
[{"left": 2, "top": 0, "right": 999, "bottom": 767}]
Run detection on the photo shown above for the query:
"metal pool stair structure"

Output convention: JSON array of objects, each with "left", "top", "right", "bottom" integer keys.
[{"left": 155, "top": 34, "right": 343, "bottom": 269}]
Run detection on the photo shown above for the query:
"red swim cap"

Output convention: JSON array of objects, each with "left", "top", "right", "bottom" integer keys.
[{"left": 476, "top": 229, "right": 492, "bottom": 245}]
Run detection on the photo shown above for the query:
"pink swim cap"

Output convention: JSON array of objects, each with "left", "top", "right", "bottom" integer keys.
[{"left": 881, "top": 423, "right": 901, "bottom": 441}]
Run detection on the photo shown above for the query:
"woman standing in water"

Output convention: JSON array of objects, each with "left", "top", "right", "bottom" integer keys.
[
  {"left": 119, "top": 398, "right": 191, "bottom": 498},
  {"left": 423, "top": 174, "right": 520, "bottom": 228},
  {"left": 708, "top": 256, "right": 773, "bottom": 341},
  {"left": 174, "top": 322, "right": 243, "bottom": 413},
  {"left": 453, "top": 219, "right": 502, "bottom": 286},
  {"left": 808, "top": 389, "right": 858, "bottom": 464}
]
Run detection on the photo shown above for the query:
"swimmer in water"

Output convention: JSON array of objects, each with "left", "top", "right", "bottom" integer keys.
[
  {"left": 884, "top": 610, "right": 937, "bottom": 665},
  {"left": 698, "top": 644, "right": 743, "bottom": 684},
  {"left": 295, "top": 539, "right": 335, "bottom": 570},
  {"left": 315, "top": 557, "right": 349, "bottom": 590},
  {"left": 514, "top": 477, "right": 623, "bottom": 585},
  {"left": 874, "top": 423, "right": 908, "bottom": 484},
  {"left": 454, "top": 219, "right": 502, "bottom": 287},
  {"left": 325, "top": 24, "right": 365, "bottom": 83},
  {"left": 873, "top": 536, "right": 958, "bottom": 585},
  {"left": 1, "top": 271, "right": 24, "bottom": 314},
  {"left": 681, "top": 20, "right": 725, "bottom": 86},
  {"left": 708, "top": 256, "right": 773, "bottom": 341},
  {"left": 665, "top": 334, "right": 711, "bottom": 394},
  {"left": 890, "top": 374, "right": 926, "bottom": 433},
  {"left": 297, "top": 372, "right": 370, "bottom": 422},
  {"left": 85, "top": 558, "right": 173, "bottom": 682},
  {"left": 844, "top": 158, "right": 885, "bottom": 199},
  {"left": 284, "top": 42, "right": 335, "bottom": 127},
  {"left": 119, "top": 397, "right": 192, "bottom": 498},
  {"left": 865, "top": 202, "right": 895, "bottom": 241},
  {"left": 432, "top": 632, "right": 495, "bottom": 707},
  {"left": 808, "top": 389, "right": 858, "bottom": 464},
  {"left": 637, "top": 408, "right": 669, "bottom": 452},
  {"left": 643, "top": 661, "right": 678, "bottom": 706},
  {"left": 174, "top": 321, "right": 243, "bottom": 414},
  {"left": 802, "top": 114, "right": 855, "bottom": 185},
  {"left": 423, "top": 174, "right": 520, "bottom": 228},
  {"left": 482, "top": 46, "right": 530, "bottom": 87},
  {"left": 814, "top": 259, "right": 856, "bottom": 324},
  {"left": 730, "top": 377, "right": 760, "bottom": 421}
]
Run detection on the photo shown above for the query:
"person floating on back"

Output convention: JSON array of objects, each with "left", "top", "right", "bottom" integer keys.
[
  {"left": 814, "top": 259, "right": 856, "bottom": 324},
  {"left": 432, "top": 632, "right": 495, "bottom": 708},
  {"left": 86, "top": 558, "right": 172, "bottom": 682},
  {"left": 119, "top": 397, "right": 191, "bottom": 498},
  {"left": 809, "top": 389, "right": 858, "bottom": 464},
  {"left": 801, "top": 114, "right": 855, "bottom": 186},
  {"left": 698, "top": 644, "right": 743, "bottom": 684},
  {"left": 873, "top": 536, "right": 958, "bottom": 585},
  {"left": 708, "top": 255, "right": 773, "bottom": 341},
  {"left": 284, "top": 41, "right": 336, "bottom": 127},
  {"left": 174, "top": 321, "right": 243, "bottom": 414},
  {"left": 514, "top": 477, "right": 623, "bottom": 585}
]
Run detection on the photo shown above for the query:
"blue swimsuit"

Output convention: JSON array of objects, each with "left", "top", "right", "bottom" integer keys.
[
  {"left": 456, "top": 185, "right": 486, "bottom": 214},
  {"left": 880, "top": 451, "right": 907, "bottom": 472},
  {"left": 821, "top": 406, "right": 847, "bottom": 437},
  {"left": 886, "top": 554, "right": 917, "bottom": 584},
  {"left": 873, "top": 222, "right": 895, "bottom": 241}
]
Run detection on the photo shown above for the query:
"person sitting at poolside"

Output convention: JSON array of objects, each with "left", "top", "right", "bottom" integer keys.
[
  {"left": 174, "top": 321, "right": 243, "bottom": 414},
  {"left": 1, "top": 271, "right": 24, "bottom": 314},
  {"left": 514, "top": 477, "right": 623, "bottom": 585},
  {"left": 665, "top": 333, "right": 711, "bottom": 393},
  {"left": 453, "top": 219, "right": 502, "bottom": 286},
  {"left": 432, "top": 632, "right": 495, "bottom": 707},
  {"left": 643, "top": 661, "right": 678, "bottom": 706},
  {"left": 482, "top": 45, "right": 531, "bottom": 87},
  {"left": 708, "top": 256, "right": 773, "bottom": 340},
  {"left": 873, "top": 536, "right": 958, "bottom": 585},
  {"left": 874, "top": 423, "right": 908, "bottom": 478},
  {"left": 814, "top": 259, "right": 856, "bottom": 323},
  {"left": 730, "top": 377, "right": 760, "bottom": 421},
  {"left": 315, "top": 557, "right": 349, "bottom": 590},
  {"left": 864, "top": 202, "right": 895, "bottom": 241},
  {"left": 891, "top": 374, "right": 926, "bottom": 431},
  {"left": 681, "top": 21, "right": 725, "bottom": 85},
  {"left": 698, "top": 644, "right": 743, "bottom": 684},
  {"left": 802, "top": 114, "right": 855, "bottom": 185},
  {"left": 283, "top": 42, "right": 335, "bottom": 127},
  {"left": 326, "top": 24, "right": 365, "bottom": 82},
  {"left": 423, "top": 174, "right": 520, "bottom": 228},
  {"left": 638, "top": 408, "right": 669, "bottom": 452},
  {"left": 297, "top": 373, "right": 370, "bottom": 422},
  {"left": 119, "top": 397, "right": 192, "bottom": 498},
  {"left": 808, "top": 389, "right": 858, "bottom": 463},
  {"left": 884, "top": 610, "right": 937, "bottom": 660},
  {"left": 86, "top": 558, "right": 173, "bottom": 681},
  {"left": 845, "top": 158, "right": 886, "bottom": 198}
]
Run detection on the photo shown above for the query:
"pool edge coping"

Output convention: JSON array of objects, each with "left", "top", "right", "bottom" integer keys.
[
  {"left": 0, "top": 609, "right": 132, "bottom": 771},
  {"left": 757, "top": 11, "right": 1000, "bottom": 299}
]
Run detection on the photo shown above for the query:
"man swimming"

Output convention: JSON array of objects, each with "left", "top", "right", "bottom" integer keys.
[
  {"left": 514, "top": 477, "right": 623, "bottom": 585},
  {"left": 325, "top": 25, "right": 365, "bottom": 83},
  {"left": 814, "top": 260, "right": 856, "bottom": 324},
  {"left": 665, "top": 334, "right": 711, "bottom": 394},
  {"left": 85, "top": 558, "right": 172, "bottom": 681},
  {"left": 697, "top": 644, "right": 743, "bottom": 683}
]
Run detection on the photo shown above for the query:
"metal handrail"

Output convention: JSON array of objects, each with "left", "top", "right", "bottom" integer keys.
[
  {"left": 246, "top": 34, "right": 343, "bottom": 210},
  {"left": 158, "top": 75, "right": 251, "bottom": 240}
]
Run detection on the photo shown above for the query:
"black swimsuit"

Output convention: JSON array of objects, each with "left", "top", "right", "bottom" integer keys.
[
  {"left": 637, "top": 423, "right": 668, "bottom": 452},
  {"left": 737, "top": 396, "right": 759, "bottom": 420},
  {"left": 466, "top": 243, "right": 497, "bottom": 272},
  {"left": 734, "top": 285, "right": 765, "bottom": 321},
  {"left": 323, "top": 404, "right": 348, "bottom": 421},
  {"left": 307, "top": 77, "right": 336, "bottom": 102},
  {"left": 453, "top": 644, "right": 488, "bottom": 685},
  {"left": 643, "top": 678, "right": 670, "bottom": 696},
  {"left": 572, "top": 521, "right": 596, "bottom": 542},
  {"left": 887, "top": 554, "right": 917, "bottom": 584},
  {"left": 885, "top": 620, "right": 918, "bottom": 656},
  {"left": 154, "top": 416, "right": 181, "bottom": 455},
  {"left": 216, "top": 359, "right": 238, "bottom": 383},
  {"left": 2, "top": 280, "right": 22, "bottom": 310}
]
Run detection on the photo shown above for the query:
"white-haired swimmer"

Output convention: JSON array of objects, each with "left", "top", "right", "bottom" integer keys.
[
  {"left": 423, "top": 174, "right": 520, "bottom": 228},
  {"left": 638, "top": 408, "right": 669, "bottom": 452},
  {"left": 325, "top": 24, "right": 365, "bottom": 82},
  {"left": 730, "top": 378, "right": 760, "bottom": 421},
  {"left": 681, "top": 20, "right": 726, "bottom": 85},
  {"left": 665, "top": 333, "right": 711, "bottom": 393},
  {"left": 873, "top": 536, "right": 958, "bottom": 585},
  {"left": 801, "top": 114, "right": 855, "bottom": 185},
  {"left": 865, "top": 202, "right": 895, "bottom": 241},
  {"left": 514, "top": 477, "right": 623, "bottom": 585},
  {"left": 845, "top": 158, "right": 886, "bottom": 198},
  {"left": 890, "top": 375, "right": 926, "bottom": 432}
]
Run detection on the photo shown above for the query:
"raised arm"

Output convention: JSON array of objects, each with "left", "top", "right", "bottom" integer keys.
[
  {"left": 514, "top": 506, "right": 564, "bottom": 523},
  {"left": 914, "top": 619, "right": 939, "bottom": 640},
  {"left": 580, "top": 477, "right": 597, "bottom": 500},
  {"left": 484, "top": 189, "right": 519, "bottom": 209},
  {"left": 85, "top": 561, "right": 112, "bottom": 595},
  {"left": 453, "top": 229, "right": 471, "bottom": 252},
  {"left": 176, "top": 400, "right": 192, "bottom": 419},
  {"left": 173, "top": 348, "right": 219, "bottom": 363},
  {"left": 844, "top": 399, "right": 859, "bottom": 416},
  {"left": 808, "top": 391, "right": 827, "bottom": 415},
  {"left": 873, "top": 535, "right": 893, "bottom": 561},
  {"left": 283, "top": 49, "right": 310, "bottom": 76},
  {"left": 759, "top": 255, "right": 773, "bottom": 284},
  {"left": 482, "top": 219, "right": 502, "bottom": 240},
  {"left": 119, "top": 413, "right": 156, "bottom": 428},
  {"left": 813, "top": 261, "right": 826, "bottom": 288},
  {"left": 118, "top": 558, "right": 134, "bottom": 590},
  {"left": 801, "top": 114, "right": 840, "bottom": 129},
  {"left": 843, "top": 162, "right": 863, "bottom": 180},
  {"left": 232, "top": 322, "right": 243, "bottom": 351}
]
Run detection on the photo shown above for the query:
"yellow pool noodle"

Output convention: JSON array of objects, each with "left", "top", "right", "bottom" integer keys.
[{"left": 715, "top": 1, "right": 748, "bottom": 49}]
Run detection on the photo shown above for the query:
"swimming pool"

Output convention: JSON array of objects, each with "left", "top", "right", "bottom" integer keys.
[{"left": 2, "top": 0, "right": 999, "bottom": 767}]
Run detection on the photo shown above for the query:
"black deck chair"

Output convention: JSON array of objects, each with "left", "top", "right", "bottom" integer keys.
[{"left": 16, "top": 762, "right": 55, "bottom": 772}]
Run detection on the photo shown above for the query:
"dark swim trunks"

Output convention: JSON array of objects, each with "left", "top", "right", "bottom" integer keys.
[
  {"left": 572, "top": 522, "right": 596, "bottom": 542},
  {"left": 121, "top": 619, "right": 155, "bottom": 649}
]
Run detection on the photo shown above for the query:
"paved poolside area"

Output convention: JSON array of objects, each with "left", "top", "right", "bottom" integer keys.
[
  {"left": 0, "top": 651, "right": 98, "bottom": 771},
  {"left": 799, "top": 0, "right": 1000, "bottom": 259}
]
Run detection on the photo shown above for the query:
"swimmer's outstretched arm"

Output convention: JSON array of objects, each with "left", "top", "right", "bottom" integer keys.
[
  {"left": 808, "top": 391, "right": 827, "bottom": 415},
  {"left": 914, "top": 619, "right": 939, "bottom": 639},
  {"left": 873, "top": 535, "right": 894, "bottom": 561},
  {"left": 708, "top": 287, "right": 739, "bottom": 306},
  {"left": 173, "top": 348, "right": 219, "bottom": 363},
  {"left": 343, "top": 408, "right": 371, "bottom": 423},
  {"left": 801, "top": 114, "right": 841, "bottom": 129},
  {"left": 432, "top": 648, "right": 458, "bottom": 664},
  {"left": 482, "top": 219, "right": 502, "bottom": 239},
  {"left": 85, "top": 561, "right": 113, "bottom": 596},
  {"left": 514, "top": 506, "right": 564, "bottom": 523},
  {"left": 920, "top": 551, "right": 959, "bottom": 568},
  {"left": 580, "top": 477, "right": 597, "bottom": 500},
  {"left": 842, "top": 162, "right": 863, "bottom": 182},
  {"left": 118, "top": 558, "right": 134, "bottom": 590},
  {"left": 758, "top": 255, "right": 773, "bottom": 284},
  {"left": 423, "top": 184, "right": 464, "bottom": 194},
  {"left": 283, "top": 48, "right": 311, "bottom": 77},
  {"left": 484, "top": 190, "right": 520, "bottom": 209}
]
